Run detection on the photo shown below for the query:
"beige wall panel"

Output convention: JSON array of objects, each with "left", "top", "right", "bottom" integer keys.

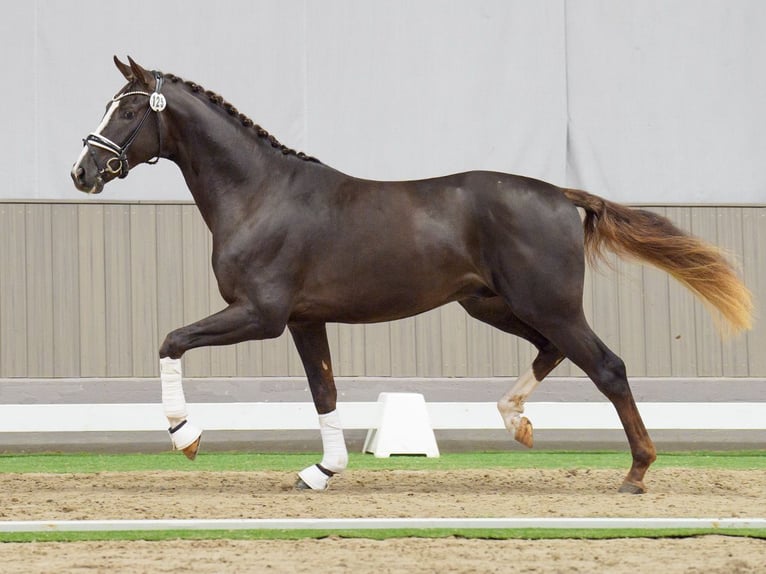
[
  {"left": 590, "top": 251, "right": 622, "bottom": 365},
  {"left": 25, "top": 204, "right": 54, "bottom": 376},
  {"left": 389, "top": 317, "right": 418, "bottom": 377},
  {"left": 259, "top": 333, "right": 293, "bottom": 377},
  {"left": 490, "top": 321, "right": 519, "bottom": 377},
  {"left": 363, "top": 323, "right": 392, "bottom": 376},
  {"left": 616, "top": 259, "right": 648, "bottom": 376},
  {"left": 336, "top": 324, "right": 366, "bottom": 376},
  {"left": 465, "top": 316, "right": 493, "bottom": 378},
  {"left": 642, "top": 263, "right": 673, "bottom": 377},
  {"left": 0, "top": 205, "right": 28, "bottom": 376},
  {"left": 236, "top": 340, "right": 262, "bottom": 377},
  {"left": 155, "top": 204, "right": 185, "bottom": 369},
  {"left": 180, "top": 205, "right": 211, "bottom": 377},
  {"left": 77, "top": 205, "right": 106, "bottom": 376},
  {"left": 50, "top": 205, "right": 80, "bottom": 377},
  {"left": 129, "top": 205, "right": 159, "bottom": 376},
  {"left": 103, "top": 205, "right": 133, "bottom": 376},
  {"left": 440, "top": 303, "right": 468, "bottom": 377},
  {"left": 415, "top": 310, "right": 442, "bottom": 377},
  {"left": 742, "top": 208, "right": 766, "bottom": 376}
]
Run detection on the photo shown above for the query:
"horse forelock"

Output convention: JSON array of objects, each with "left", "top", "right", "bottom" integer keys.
[{"left": 164, "top": 73, "right": 321, "bottom": 164}]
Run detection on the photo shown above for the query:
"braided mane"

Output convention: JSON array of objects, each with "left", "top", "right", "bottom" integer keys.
[{"left": 164, "top": 73, "right": 321, "bottom": 164}]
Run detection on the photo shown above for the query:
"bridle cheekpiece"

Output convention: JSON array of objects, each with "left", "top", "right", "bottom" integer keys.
[{"left": 82, "top": 71, "right": 166, "bottom": 179}]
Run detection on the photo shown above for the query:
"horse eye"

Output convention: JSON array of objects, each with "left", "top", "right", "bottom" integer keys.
[{"left": 122, "top": 110, "right": 135, "bottom": 120}]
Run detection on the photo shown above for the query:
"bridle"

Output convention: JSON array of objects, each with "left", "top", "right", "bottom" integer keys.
[{"left": 82, "top": 71, "right": 167, "bottom": 179}]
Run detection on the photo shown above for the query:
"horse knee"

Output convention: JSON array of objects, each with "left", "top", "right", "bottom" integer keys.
[{"left": 159, "top": 330, "right": 186, "bottom": 359}]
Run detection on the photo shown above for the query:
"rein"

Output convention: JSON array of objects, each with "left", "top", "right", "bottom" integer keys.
[{"left": 82, "top": 71, "right": 166, "bottom": 179}]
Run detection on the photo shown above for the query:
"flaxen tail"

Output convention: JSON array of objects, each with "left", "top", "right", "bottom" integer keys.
[{"left": 561, "top": 188, "right": 753, "bottom": 334}]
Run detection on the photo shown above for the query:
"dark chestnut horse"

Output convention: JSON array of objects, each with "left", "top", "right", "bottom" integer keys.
[{"left": 72, "top": 57, "right": 752, "bottom": 493}]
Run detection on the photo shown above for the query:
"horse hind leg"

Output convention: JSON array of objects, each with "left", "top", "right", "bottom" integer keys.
[
  {"left": 460, "top": 297, "right": 564, "bottom": 448},
  {"left": 497, "top": 347, "right": 564, "bottom": 448},
  {"left": 533, "top": 315, "right": 657, "bottom": 493}
]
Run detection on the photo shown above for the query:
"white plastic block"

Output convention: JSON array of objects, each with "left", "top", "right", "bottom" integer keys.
[{"left": 363, "top": 392, "right": 439, "bottom": 458}]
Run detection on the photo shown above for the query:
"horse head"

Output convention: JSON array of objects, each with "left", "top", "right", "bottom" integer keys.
[{"left": 71, "top": 56, "right": 167, "bottom": 194}]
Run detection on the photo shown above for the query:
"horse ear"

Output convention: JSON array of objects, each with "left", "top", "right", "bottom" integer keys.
[
  {"left": 127, "top": 56, "right": 155, "bottom": 88},
  {"left": 114, "top": 55, "right": 134, "bottom": 81}
]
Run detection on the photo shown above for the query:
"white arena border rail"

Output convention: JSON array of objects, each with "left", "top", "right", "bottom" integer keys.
[
  {"left": 0, "top": 401, "right": 764, "bottom": 433},
  {"left": 1, "top": 517, "right": 765, "bottom": 534}
]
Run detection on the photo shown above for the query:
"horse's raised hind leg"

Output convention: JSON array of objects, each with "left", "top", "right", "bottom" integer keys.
[
  {"left": 289, "top": 323, "right": 348, "bottom": 491},
  {"left": 158, "top": 301, "right": 288, "bottom": 460},
  {"left": 460, "top": 297, "right": 564, "bottom": 447},
  {"left": 496, "top": 347, "right": 564, "bottom": 448}
]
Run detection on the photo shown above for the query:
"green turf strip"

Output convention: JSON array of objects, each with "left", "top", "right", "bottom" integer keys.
[
  {"left": 0, "top": 528, "right": 764, "bottom": 543},
  {"left": 0, "top": 450, "right": 764, "bottom": 474},
  {"left": 1, "top": 451, "right": 763, "bottom": 543}
]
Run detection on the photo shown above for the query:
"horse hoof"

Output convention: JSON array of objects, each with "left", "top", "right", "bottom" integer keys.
[
  {"left": 514, "top": 417, "right": 534, "bottom": 448},
  {"left": 618, "top": 480, "right": 646, "bottom": 494},
  {"left": 294, "top": 477, "right": 312, "bottom": 490},
  {"left": 181, "top": 436, "right": 202, "bottom": 461}
]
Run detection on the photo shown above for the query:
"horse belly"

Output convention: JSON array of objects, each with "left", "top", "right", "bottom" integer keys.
[{"left": 290, "top": 268, "right": 488, "bottom": 324}]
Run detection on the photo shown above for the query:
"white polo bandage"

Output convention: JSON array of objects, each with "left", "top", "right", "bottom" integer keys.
[
  {"left": 160, "top": 357, "right": 187, "bottom": 420},
  {"left": 297, "top": 410, "right": 348, "bottom": 490},
  {"left": 318, "top": 410, "right": 348, "bottom": 473}
]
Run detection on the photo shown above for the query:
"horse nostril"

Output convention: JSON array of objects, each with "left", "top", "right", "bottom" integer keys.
[{"left": 72, "top": 166, "right": 85, "bottom": 184}]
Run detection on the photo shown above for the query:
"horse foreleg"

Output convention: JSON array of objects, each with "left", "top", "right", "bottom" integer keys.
[
  {"left": 158, "top": 302, "right": 286, "bottom": 460},
  {"left": 289, "top": 324, "right": 348, "bottom": 490},
  {"left": 160, "top": 357, "right": 202, "bottom": 459}
]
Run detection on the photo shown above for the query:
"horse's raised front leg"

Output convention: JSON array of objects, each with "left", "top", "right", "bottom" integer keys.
[
  {"left": 289, "top": 323, "right": 348, "bottom": 491},
  {"left": 160, "top": 356, "right": 203, "bottom": 459},
  {"left": 159, "top": 302, "right": 286, "bottom": 460}
]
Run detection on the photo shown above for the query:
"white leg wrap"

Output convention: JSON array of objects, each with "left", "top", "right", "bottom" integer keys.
[
  {"left": 298, "top": 410, "right": 348, "bottom": 490},
  {"left": 161, "top": 357, "right": 187, "bottom": 421},
  {"left": 160, "top": 357, "right": 201, "bottom": 451}
]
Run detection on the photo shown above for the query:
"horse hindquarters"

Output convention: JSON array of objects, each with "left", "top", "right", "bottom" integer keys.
[{"left": 479, "top": 189, "right": 655, "bottom": 492}]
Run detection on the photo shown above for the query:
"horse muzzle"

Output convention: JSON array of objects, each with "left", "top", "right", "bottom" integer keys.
[{"left": 71, "top": 165, "right": 105, "bottom": 194}]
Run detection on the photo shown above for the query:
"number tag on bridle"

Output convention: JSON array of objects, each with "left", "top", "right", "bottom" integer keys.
[{"left": 150, "top": 92, "right": 167, "bottom": 112}]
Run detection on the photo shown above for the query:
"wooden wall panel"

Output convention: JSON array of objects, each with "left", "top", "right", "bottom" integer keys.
[
  {"left": 129, "top": 205, "right": 159, "bottom": 376},
  {"left": 742, "top": 208, "right": 766, "bottom": 376},
  {"left": 180, "top": 205, "right": 211, "bottom": 377},
  {"left": 0, "top": 202, "right": 762, "bottom": 379},
  {"left": 103, "top": 205, "right": 133, "bottom": 376},
  {"left": 50, "top": 205, "right": 80, "bottom": 377},
  {"left": 0, "top": 205, "right": 28, "bottom": 376},
  {"left": 25, "top": 204, "right": 53, "bottom": 376},
  {"left": 77, "top": 205, "right": 106, "bottom": 376}
]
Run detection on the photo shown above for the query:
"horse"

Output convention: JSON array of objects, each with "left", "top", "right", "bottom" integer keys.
[{"left": 71, "top": 56, "right": 752, "bottom": 493}]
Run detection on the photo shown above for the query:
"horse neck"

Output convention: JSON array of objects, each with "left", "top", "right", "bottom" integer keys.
[{"left": 165, "top": 94, "right": 290, "bottom": 233}]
